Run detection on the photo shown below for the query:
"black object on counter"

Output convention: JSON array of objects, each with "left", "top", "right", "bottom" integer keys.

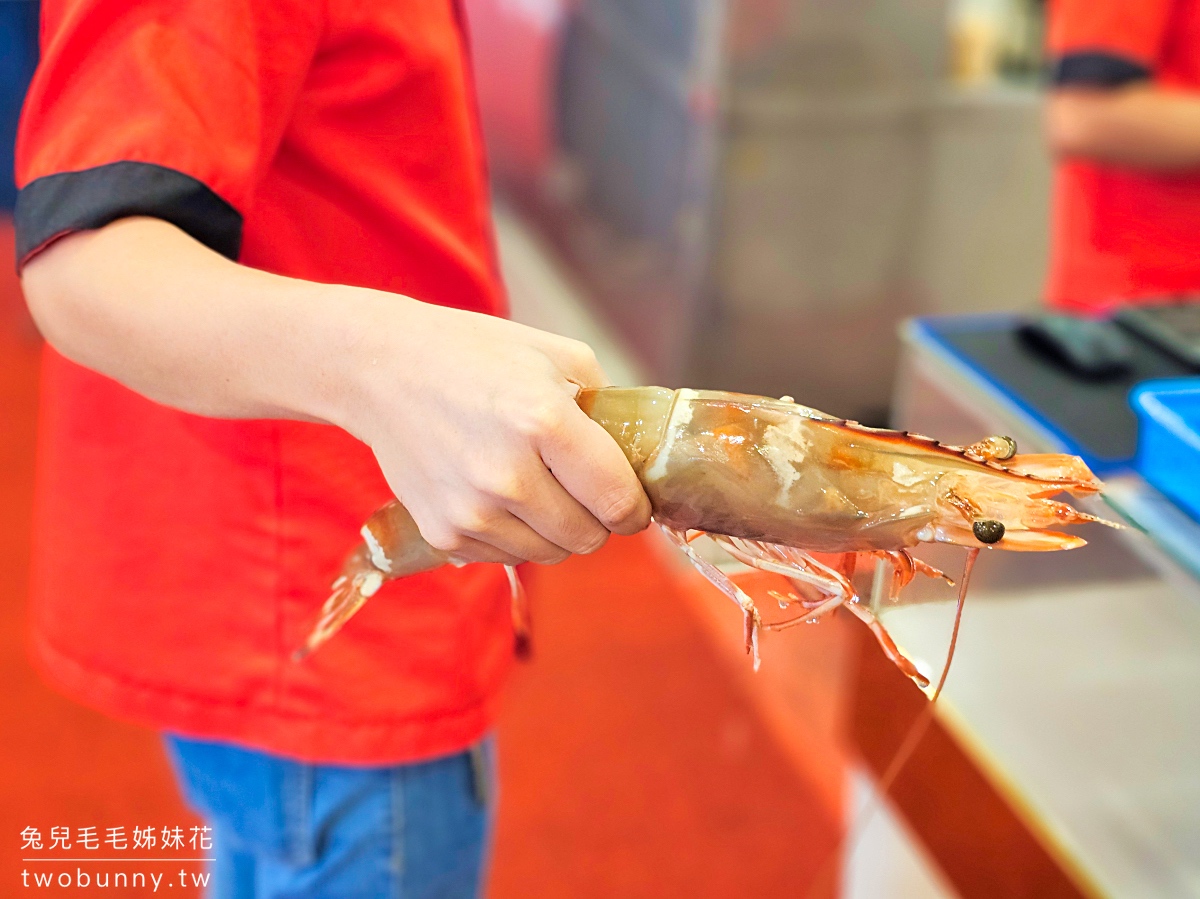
[
  {"left": 1017, "top": 315, "right": 1134, "bottom": 380},
  {"left": 926, "top": 316, "right": 1194, "bottom": 471},
  {"left": 1116, "top": 300, "right": 1200, "bottom": 369}
]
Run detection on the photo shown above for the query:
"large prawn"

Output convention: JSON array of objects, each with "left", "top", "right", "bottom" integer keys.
[{"left": 297, "top": 388, "right": 1117, "bottom": 687}]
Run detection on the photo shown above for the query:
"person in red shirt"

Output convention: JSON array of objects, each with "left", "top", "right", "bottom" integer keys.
[
  {"left": 14, "top": 1, "right": 651, "bottom": 895},
  {"left": 1045, "top": 0, "right": 1200, "bottom": 312}
]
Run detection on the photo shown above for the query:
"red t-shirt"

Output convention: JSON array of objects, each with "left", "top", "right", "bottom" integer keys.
[
  {"left": 14, "top": 0, "right": 516, "bottom": 764},
  {"left": 1046, "top": 0, "right": 1200, "bottom": 312}
]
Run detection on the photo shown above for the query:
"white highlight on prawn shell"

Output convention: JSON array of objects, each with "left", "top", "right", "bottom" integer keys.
[
  {"left": 891, "top": 461, "right": 925, "bottom": 488},
  {"left": 917, "top": 523, "right": 978, "bottom": 545},
  {"left": 361, "top": 524, "right": 394, "bottom": 574},
  {"left": 643, "top": 388, "right": 698, "bottom": 484},
  {"left": 759, "top": 414, "right": 813, "bottom": 503},
  {"left": 358, "top": 570, "right": 384, "bottom": 598}
]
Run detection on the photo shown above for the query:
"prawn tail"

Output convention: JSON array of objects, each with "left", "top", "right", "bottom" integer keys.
[
  {"left": 294, "top": 546, "right": 386, "bottom": 661},
  {"left": 506, "top": 565, "right": 533, "bottom": 660}
]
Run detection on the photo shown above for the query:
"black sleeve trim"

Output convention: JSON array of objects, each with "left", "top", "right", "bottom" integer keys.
[
  {"left": 1050, "top": 51, "right": 1152, "bottom": 88},
  {"left": 14, "top": 161, "right": 242, "bottom": 270}
]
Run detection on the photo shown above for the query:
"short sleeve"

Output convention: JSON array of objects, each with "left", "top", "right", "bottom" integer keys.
[
  {"left": 1047, "top": 0, "right": 1174, "bottom": 88},
  {"left": 13, "top": 0, "right": 323, "bottom": 269}
]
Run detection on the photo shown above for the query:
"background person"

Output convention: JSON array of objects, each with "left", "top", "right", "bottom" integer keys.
[{"left": 1045, "top": 0, "right": 1200, "bottom": 312}]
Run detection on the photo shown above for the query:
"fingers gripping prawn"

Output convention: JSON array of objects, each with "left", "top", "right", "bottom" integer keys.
[{"left": 298, "top": 388, "right": 1117, "bottom": 686}]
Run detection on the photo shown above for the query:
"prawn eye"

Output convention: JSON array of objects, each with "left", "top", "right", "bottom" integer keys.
[{"left": 973, "top": 520, "right": 1005, "bottom": 544}]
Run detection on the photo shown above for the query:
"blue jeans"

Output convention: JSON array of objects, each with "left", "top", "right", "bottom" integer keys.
[{"left": 165, "top": 735, "right": 494, "bottom": 899}]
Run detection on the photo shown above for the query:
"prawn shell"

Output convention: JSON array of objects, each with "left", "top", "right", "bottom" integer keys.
[
  {"left": 632, "top": 392, "right": 943, "bottom": 552},
  {"left": 590, "top": 389, "right": 1104, "bottom": 554}
]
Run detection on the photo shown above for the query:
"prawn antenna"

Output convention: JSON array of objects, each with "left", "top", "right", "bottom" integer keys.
[{"left": 803, "top": 547, "right": 979, "bottom": 898}]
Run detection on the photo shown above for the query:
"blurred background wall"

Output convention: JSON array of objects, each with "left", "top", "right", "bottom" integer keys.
[{"left": 465, "top": 0, "right": 1050, "bottom": 422}]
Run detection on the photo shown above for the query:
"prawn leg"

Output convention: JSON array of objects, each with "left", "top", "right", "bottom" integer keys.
[
  {"left": 661, "top": 527, "right": 763, "bottom": 669},
  {"left": 762, "top": 593, "right": 847, "bottom": 632},
  {"left": 506, "top": 566, "right": 532, "bottom": 659},
  {"left": 714, "top": 538, "right": 856, "bottom": 599},
  {"left": 710, "top": 538, "right": 855, "bottom": 629},
  {"left": 717, "top": 539, "right": 930, "bottom": 687},
  {"left": 865, "top": 550, "right": 954, "bottom": 600},
  {"left": 837, "top": 551, "right": 857, "bottom": 581},
  {"left": 841, "top": 599, "right": 930, "bottom": 689},
  {"left": 696, "top": 535, "right": 930, "bottom": 686},
  {"left": 908, "top": 556, "right": 954, "bottom": 584}
]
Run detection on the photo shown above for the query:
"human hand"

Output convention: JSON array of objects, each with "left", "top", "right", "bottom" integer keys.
[{"left": 341, "top": 295, "right": 652, "bottom": 566}]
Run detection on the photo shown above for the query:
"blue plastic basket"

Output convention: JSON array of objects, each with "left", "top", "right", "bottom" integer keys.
[{"left": 1131, "top": 379, "right": 1200, "bottom": 521}]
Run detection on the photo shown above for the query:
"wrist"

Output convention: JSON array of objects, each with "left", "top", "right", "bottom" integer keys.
[{"left": 303, "top": 284, "right": 424, "bottom": 445}]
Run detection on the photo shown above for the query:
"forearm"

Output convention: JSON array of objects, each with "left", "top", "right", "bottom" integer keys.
[
  {"left": 21, "top": 216, "right": 381, "bottom": 432},
  {"left": 21, "top": 214, "right": 650, "bottom": 563},
  {"left": 1047, "top": 86, "right": 1200, "bottom": 170}
]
